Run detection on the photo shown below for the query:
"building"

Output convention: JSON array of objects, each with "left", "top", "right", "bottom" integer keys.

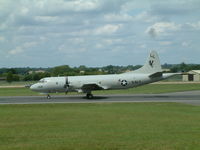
[
  {"left": 162, "top": 69, "right": 171, "bottom": 72},
  {"left": 28, "top": 70, "right": 46, "bottom": 74},
  {"left": 0, "top": 77, "right": 6, "bottom": 81},
  {"left": 79, "top": 70, "right": 85, "bottom": 74},
  {"left": 182, "top": 70, "right": 200, "bottom": 82}
]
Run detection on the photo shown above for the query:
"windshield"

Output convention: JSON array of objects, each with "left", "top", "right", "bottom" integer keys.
[{"left": 38, "top": 79, "right": 47, "bottom": 83}]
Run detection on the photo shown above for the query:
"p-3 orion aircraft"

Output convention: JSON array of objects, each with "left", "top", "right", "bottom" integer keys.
[{"left": 30, "top": 51, "right": 178, "bottom": 99}]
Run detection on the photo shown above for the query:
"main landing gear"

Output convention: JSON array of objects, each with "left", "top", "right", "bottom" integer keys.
[{"left": 86, "top": 93, "right": 94, "bottom": 99}]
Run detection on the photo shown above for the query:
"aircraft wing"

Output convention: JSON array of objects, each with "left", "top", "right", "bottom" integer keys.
[{"left": 81, "top": 83, "right": 106, "bottom": 92}]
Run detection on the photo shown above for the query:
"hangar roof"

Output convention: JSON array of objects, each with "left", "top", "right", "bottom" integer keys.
[{"left": 188, "top": 70, "right": 200, "bottom": 74}]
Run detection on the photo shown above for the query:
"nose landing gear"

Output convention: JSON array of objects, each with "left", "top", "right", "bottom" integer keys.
[{"left": 47, "top": 94, "right": 51, "bottom": 99}]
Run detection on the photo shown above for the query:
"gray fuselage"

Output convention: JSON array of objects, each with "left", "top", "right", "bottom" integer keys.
[{"left": 30, "top": 73, "right": 169, "bottom": 94}]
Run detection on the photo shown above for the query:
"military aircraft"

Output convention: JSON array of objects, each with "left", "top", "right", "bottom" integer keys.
[{"left": 30, "top": 51, "right": 178, "bottom": 99}]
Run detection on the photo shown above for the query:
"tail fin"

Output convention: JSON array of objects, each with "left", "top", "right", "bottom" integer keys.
[{"left": 125, "top": 51, "right": 162, "bottom": 74}]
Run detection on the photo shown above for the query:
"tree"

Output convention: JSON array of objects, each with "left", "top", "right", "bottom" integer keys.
[
  {"left": 33, "top": 73, "right": 40, "bottom": 81},
  {"left": 12, "top": 74, "right": 20, "bottom": 81},
  {"left": 171, "top": 66, "right": 178, "bottom": 73},
  {"left": 180, "top": 62, "right": 187, "bottom": 72},
  {"left": 78, "top": 65, "right": 86, "bottom": 71},
  {"left": 23, "top": 74, "right": 33, "bottom": 81},
  {"left": 51, "top": 65, "right": 73, "bottom": 76},
  {"left": 6, "top": 72, "right": 13, "bottom": 83},
  {"left": 7, "top": 68, "right": 16, "bottom": 74}
]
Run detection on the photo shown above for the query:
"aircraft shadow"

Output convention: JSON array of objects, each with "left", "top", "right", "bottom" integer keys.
[{"left": 82, "top": 96, "right": 109, "bottom": 100}]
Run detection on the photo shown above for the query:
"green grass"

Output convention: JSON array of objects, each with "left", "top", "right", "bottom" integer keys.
[
  {"left": 0, "top": 103, "right": 200, "bottom": 150},
  {"left": 0, "top": 87, "right": 38, "bottom": 96},
  {"left": 1, "top": 83, "right": 200, "bottom": 96},
  {"left": 0, "top": 81, "right": 36, "bottom": 86}
]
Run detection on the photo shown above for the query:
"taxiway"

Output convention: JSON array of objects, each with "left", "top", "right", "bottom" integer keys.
[{"left": 0, "top": 90, "right": 200, "bottom": 105}]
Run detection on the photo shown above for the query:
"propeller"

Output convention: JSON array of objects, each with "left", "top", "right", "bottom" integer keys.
[{"left": 64, "top": 77, "right": 69, "bottom": 94}]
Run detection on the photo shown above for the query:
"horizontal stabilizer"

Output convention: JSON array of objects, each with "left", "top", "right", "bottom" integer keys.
[{"left": 149, "top": 72, "right": 163, "bottom": 78}]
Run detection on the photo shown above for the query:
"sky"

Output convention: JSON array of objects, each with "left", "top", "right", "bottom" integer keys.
[{"left": 0, "top": 0, "right": 200, "bottom": 68}]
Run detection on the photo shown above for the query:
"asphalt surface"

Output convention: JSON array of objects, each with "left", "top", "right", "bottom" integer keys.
[{"left": 0, "top": 90, "right": 200, "bottom": 105}]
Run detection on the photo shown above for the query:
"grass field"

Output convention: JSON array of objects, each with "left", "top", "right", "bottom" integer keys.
[
  {"left": 0, "top": 81, "right": 36, "bottom": 86},
  {"left": 0, "top": 83, "right": 200, "bottom": 96},
  {"left": 0, "top": 103, "right": 200, "bottom": 150}
]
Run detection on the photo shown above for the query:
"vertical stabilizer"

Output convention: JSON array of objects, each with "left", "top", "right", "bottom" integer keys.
[{"left": 125, "top": 51, "right": 162, "bottom": 74}]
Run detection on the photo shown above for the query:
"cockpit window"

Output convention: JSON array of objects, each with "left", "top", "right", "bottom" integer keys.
[{"left": 38, "top": 79, "right": 47, "bottom": 83}]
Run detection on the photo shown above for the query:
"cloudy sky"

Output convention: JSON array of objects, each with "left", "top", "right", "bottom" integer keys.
[{"left": 0, "top": 0, "right": 200, "bottom": 67}]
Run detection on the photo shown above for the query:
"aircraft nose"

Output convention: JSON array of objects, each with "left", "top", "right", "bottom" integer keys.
[{"left": 30, "top": 84, "right": 37, "bottom": 91}]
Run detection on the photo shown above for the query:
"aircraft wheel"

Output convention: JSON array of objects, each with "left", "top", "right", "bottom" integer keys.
[
  {"left": 86, "top": 93, "right": 93, "bottom": 99},
  {"left": 47, "top": 94, "right": 51, "bottom": 99}
]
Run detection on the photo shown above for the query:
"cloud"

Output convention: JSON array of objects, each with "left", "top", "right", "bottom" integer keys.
[
  {"left": 94, "top": 38, "right": 122, "bottom": 49},
  {"left": 68, "top": 38, "right": 85, "bottom": 44},
  {"left": 70, "top": 24, "right": 123, "bottom": 36},
  {"left": 1, "top": 0, "right": 200, "bottom": 67},
  {"left": 58, "top": 44, "right": 87, "bottom": 54},
  {"left": 94, "top": 24, "right": 122, "bottom": 35},
  {"left": 20, "top": 7, "right": 29, "bottom": 16},
  {"left": 23, "top": 42, "right": 37, "bottom": 48},
  {"left": 135, "top": 11, "right": 159, "bottom": 23},
  {"left": 145, "top": 22, "right": 181, "bottom": 37},
  {"left": 140, "top": 44, "right": 146, "bottom": 49},
  {"left": 0, "top": 36, "right": 5, "bottom": 42},
  {"left": 0, "top": 23, "right": 7, "bottom": 31},
  {"left": 103, "top": 13, "right": 133, "bottom": 22},
  {"left": 181, "top": 41, "right": 190, "bottom": 47},
  {"left": 159, "top": 41, "right": 173, "bottom": 46},
  {"left": 34, "top": 16, "right": 59, "bottom": 23},
  {"left": 8, "top": 46, "right": 24, "bottom": 55},
  {"left": 150, "top": 1, "right": 200, "bottom": 17},
  {"left": 8, "top": 42, "right": 37, "bottom": 55},
  {"left": 186, "top": 21, "right": 200, "bottom": 30},
  {"left": 65, "top": 0, "right": 99, "bottom": 12}
]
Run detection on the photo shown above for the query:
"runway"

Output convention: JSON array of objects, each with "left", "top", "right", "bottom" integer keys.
[{"left": 0, "top": 90, "right": 200, "bottom": 105}]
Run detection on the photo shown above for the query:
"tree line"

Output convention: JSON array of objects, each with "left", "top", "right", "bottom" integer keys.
[{"left": 1, "top": 63, "right": 200, "bottom": 82}]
